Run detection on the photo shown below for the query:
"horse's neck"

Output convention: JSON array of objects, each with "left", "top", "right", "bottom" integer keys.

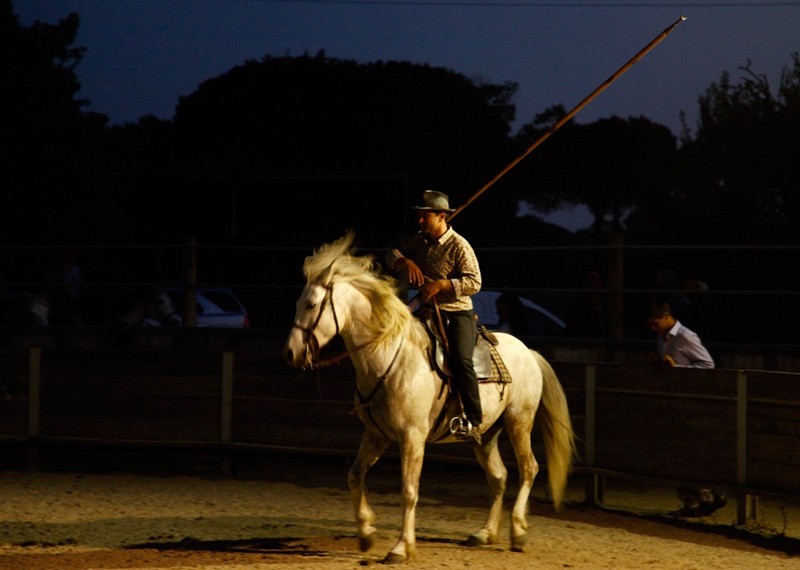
[
  {"left": 343, "top": 324, "right": 401, "bottom": 379},
  {"left": 339, "top": 285, "right": 428, "bottom": 383}
]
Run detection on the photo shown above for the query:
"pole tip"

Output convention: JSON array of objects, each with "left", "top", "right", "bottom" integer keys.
[{"left": 680, "top": 14, "right": 687, "bottom": 21}]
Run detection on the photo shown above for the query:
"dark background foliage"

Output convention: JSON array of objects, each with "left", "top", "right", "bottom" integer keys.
[
  {"left": 2, "top": 2, "right": 799, "bottom": 341},
  {"left": 4, "top": 1, "right": 800, "bottom": 248}
]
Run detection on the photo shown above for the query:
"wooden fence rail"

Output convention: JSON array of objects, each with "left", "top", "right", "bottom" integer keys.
[{"left": 1, "top": 346, "right": 798, "bottom": 524}]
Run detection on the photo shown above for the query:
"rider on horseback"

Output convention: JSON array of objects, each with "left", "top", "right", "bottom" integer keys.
[{"left": 386, "top": 190, "right": 483, "bottom": 445}]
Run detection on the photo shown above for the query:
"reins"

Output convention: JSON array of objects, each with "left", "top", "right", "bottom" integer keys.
[
  {"left": 353, "top": 336, "right": 404, "bottom": 409},
  {"left": 294, "top": 279, "right": 443, "bottom": 439},
  {"left": 293, "top": 280, "right": 402, "bottom": 424},
  {"left": 291, "top": 282, "right": 372, "bottom": 370}
]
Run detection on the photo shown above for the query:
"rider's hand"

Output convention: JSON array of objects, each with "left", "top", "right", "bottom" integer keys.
[
  {"left": 420, "top": 279, "right": 452, "bottom": 303},
  {"left": 398, "top": 258, "right": 425, "bottom": 287}
]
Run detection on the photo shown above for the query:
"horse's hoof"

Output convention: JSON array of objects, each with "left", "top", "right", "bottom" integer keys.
[
  {"left": 382, "top": 552, "right": 406, "bottom": 564},
  {"left": 465, "top": 530, "right": 490, "bottom": 547},
  {"left": 359, "top": 532, "right": 376, "bottom": 552},
  {"left": 510, "top": 533, "right": 528, "bottom": 552}
]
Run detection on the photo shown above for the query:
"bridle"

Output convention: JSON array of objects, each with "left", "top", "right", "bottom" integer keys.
[
  {"left": 291, "top": 279, "right": 407, "bottom": 437},
  {"left": 291, "top": 282, "right": 337, "bottom": 369},
  {"left": 291, "top": 281, "right": 371, "bottom": 370}
]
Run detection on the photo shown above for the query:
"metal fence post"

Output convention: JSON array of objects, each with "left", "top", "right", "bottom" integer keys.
[
  {"left": 605, "top": 233, "right": 624, "bottom": 340},
  {"left": 27, "top": 347, "right": 41, "bottom": 470},
  {"left": 221, "top": 350, "right": 234, "bottom": 476},
  {"left": 183, "top": 235, "right": 198, "bottom": 327},
  {"left": 584, "top": 363, "right": 601, "bottom": 505},
  {"left": 736, "top": 370, "right": 759, "bottom": 524}
]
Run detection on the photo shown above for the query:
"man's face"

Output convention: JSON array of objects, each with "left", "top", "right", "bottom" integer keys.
[
  {"left": 418, "top": 211, "right": 446, "bottom": 237},
  {"left": 647, "top": 313, "right": 672, "bottom": 334}
]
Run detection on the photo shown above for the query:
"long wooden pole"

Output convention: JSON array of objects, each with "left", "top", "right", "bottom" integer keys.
[{"left": 448, "top": 15, "right": 687, "bottom": 222}]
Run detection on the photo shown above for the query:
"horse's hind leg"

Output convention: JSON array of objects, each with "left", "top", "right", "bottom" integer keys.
[
  {"left": 468, "top": 425, "right": 507, "bottom": 547},
  {"left": 348, "top": 430, "right": 390, "bottom": 553},
  {"left": 505, "top": 417, "right": 538, "bottom": 552}
]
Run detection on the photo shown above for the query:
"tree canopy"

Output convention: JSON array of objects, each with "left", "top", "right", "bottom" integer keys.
[
  {"left": 511, "top": 109, "right": 677, "bottom": 242},
  {"left": 2, "top": 0, "right": 108, "bottom": 244},
  {"left": 4, "top": 0, "right": 800, "bottom": 249},
  {"left": 668, "top": 55, "right": 800, "bottom": 243},
  {"left": 172, "top": 52, "right": 518, "bottom": 194}
]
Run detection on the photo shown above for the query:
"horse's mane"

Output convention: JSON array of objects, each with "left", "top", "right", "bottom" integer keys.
[{"left": 303, "top": 232, "right": 428, "bottom": 351}]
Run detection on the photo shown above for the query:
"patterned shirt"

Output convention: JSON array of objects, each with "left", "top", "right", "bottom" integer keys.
[
  {"left": 657, "top": 321, "right": 715, "bottom": 369},
  {"left": 387, "top": 226, "right": 481, "bottom": 312}
]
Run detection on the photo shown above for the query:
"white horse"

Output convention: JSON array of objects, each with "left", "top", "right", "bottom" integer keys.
[
  {"left": 114, "top": 286, "right": 181, "bottom": 329},
  {"left": 283, "top": 232, "right": 576, "bottom": 563}
]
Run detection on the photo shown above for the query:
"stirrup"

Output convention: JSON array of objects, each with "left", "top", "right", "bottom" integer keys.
[{"left": 449, "top": 416, "right": 473, "bottom": 436}]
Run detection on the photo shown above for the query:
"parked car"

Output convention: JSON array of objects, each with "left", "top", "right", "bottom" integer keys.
[
  {"left": 406, "top": 289, "right": 565, "bottom": 337},
  {"left": 144, "top": 287, "right": 250, "bottom": 328},
  {"left": 471, "top": 290, "right": 565, "bottom": 337}
]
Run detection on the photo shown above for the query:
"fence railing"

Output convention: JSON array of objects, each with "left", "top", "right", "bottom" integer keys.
[
  {"left": 2, "top": 339, "right": 798, "bottom": 525},
  {"left": 2, "top": 241, "right": 800, "bottom": 342}
]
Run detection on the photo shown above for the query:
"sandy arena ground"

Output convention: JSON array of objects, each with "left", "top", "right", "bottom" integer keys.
[{"left": 1, "top": 454, "right": 799, "bottom": 570}]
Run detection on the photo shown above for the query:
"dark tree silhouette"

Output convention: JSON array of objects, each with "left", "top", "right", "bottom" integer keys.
[
  {"left": 671, "top": 55, "right": 800, "bottom": 244},
  {"left": 172, "top": 53, "right": 517, "bottom": 195},
  {"left": 510, "top": 111, "right": 677, "bottom": 243},
  {"left": 158, "top": 52, "right": 525, "bottom": 246},
  {"left": 2, "top": 0, "right": 107, "bottom": 243}
]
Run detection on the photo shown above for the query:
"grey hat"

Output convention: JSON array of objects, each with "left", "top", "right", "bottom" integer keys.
[{"left": 412, "top": 190, "right": 455, "bottom": 213}]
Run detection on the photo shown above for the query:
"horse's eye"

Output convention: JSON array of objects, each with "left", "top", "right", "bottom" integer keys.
[{"left": 306, "top": 302, "right": 316, "bottom": 310}]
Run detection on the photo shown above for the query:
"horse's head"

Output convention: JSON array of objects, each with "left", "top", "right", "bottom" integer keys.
[
  {"left": 29, "top": 295, "right": 50, "bottom": 326},
  {"left": 284, "top": 233, "right": 357, "bottom": 368},
  {"left": 284, "top": 231, "right": 424, "bottom": 369},
  {"left": 284, "top": 280, "right": 342, "bottom": 369},
  {"left": 146, "top": 290, "right": 181, "bottom": 326}
]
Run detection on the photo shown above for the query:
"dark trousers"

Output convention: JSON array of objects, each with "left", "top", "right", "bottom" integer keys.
[{"left": 443, "top": 309, "right": 482, "bottom": 425}]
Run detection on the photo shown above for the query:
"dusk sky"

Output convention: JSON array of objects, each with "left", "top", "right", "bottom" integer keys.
[{"left": 13, "top": 0, "right": 800, "bottom": 229}]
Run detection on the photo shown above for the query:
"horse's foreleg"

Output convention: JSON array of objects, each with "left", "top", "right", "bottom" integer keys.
[
  {"left": 348, "top": 430, "right": 390, "bottom": 553},
  {"left": 506, "top": 420, "right": 538, "bottom": 552},
  {"left": 468, "top": 427, "right": 506, "bottom": 547},
  {"left": 384, "top": 430, "right": 426, "bottom": 564}
]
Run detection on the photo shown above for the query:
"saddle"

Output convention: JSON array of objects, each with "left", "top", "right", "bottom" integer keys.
[
  {"left": 416, "top": 306, "right": 512, "bottom": 444},
  {"left": 417, "top": 307, "right": 511, "bottom": 385}
]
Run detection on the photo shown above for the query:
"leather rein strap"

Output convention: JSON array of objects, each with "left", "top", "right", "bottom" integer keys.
[
  {"left": 352, "top": 335, "right": 404, "bottom": 440},
  {"left": 291, "top": 282, "right": 371, "bottom": 370},
  {"left": 291, "top": 280, "right": 406, "bottom": 438}
]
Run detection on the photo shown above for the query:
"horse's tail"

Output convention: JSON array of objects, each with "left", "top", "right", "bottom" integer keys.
[{"left": 532, "top": 350, "right": 577, "bottom": 512}]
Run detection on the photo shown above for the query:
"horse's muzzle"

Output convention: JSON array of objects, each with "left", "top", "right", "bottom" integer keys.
[{"left": 284, "top": 325, "right": 316, "bottom": 368}]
